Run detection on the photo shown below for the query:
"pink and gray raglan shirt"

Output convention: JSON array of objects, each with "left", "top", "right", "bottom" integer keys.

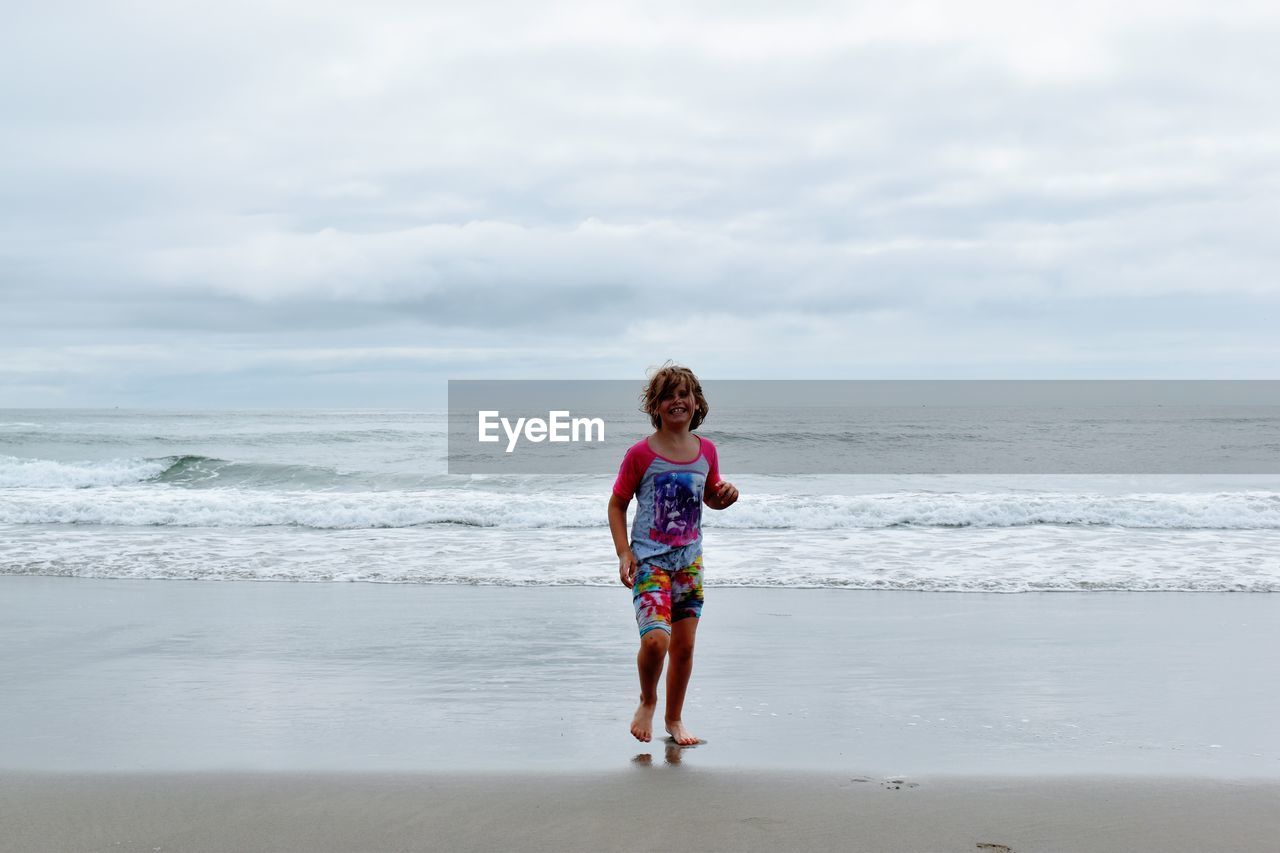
[{"left": 612, "top": 435, "right": 721, "bottom": 570}]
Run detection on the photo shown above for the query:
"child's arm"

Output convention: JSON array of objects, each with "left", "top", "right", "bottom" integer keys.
[
  {"left": 608, "top": 494, "right": 639, "bottom": 587},
  {"left": 704, "top": 480, "right": 739, "bottom": 510}
]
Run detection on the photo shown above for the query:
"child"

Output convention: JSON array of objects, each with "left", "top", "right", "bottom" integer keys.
[{"left": 608, "top": 363, "right": 739, "bottom": 746}]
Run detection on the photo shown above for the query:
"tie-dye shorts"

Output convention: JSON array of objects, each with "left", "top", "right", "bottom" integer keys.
[{"left": 633, "top": 556, "right": 704, "bottom": 636}]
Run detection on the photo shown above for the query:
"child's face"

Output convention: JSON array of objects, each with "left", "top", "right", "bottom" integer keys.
[{"left": 657, "top": 381, "right": 695, "bottom": 430}]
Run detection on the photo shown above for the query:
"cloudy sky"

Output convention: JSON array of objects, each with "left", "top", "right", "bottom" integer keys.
[{"left": 3, "top": 0, "right": 1277, "bottom": 407}]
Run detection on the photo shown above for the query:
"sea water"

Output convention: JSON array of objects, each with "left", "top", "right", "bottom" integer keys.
[{"left": 2, "top": 408, "right": 1278, "bottom": 592}]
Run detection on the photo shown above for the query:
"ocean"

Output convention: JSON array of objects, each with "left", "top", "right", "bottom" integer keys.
[{"left": 2, "top": 408, "right": 1278, "bottom": 592}]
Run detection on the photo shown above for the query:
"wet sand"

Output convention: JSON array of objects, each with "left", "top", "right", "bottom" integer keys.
[
  {"left": 3, "top": 577, "right": 1277, "bottom": 776},
  {"left": 3, "top": 577, "right": 1279, "bottom": 850},
  {"left": 4, "top": 770, "right": 1279, "bottom": 853}
]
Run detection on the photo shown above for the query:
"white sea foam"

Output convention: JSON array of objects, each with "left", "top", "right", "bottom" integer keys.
[
  {"left": 0, "top": 455, "right": 172, "bottom": 488},
  {"left": 4, "top": 410, "right": 1277, "bottom": 592},
  {"left": 2, "top": 526, "right": 1277, "bottom": 592},
  {"left": 725, "top": 491, "right": 1280, "bottom": 530},
  {"left": 1, "top": 486, "right": 1277, "bottom": 530}
]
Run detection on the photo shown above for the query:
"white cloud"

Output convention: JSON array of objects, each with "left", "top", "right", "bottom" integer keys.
[{"left": 2, "top": 1, "right": 1279, "bottom": 404}]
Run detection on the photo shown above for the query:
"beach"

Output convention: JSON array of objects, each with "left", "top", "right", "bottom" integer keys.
[
  {"left": 6, "top": 771, "right": 1278, "bottom": 853},
  {"left": 6, "top": 0, "right": 1279, "bottom": 838},
  {"left": 4, "top": 408, "right": 1280, "bottom": 850},
  {"left": 4, "top": 577, "right": 1279, "bottom": 851}
]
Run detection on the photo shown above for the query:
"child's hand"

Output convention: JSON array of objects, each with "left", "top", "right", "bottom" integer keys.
[
  {"left": 618, "top": 550, "right": 639, "bottom": 588},
  {"left": 707, "top": 480, "right": 739, "bottom": 510}
]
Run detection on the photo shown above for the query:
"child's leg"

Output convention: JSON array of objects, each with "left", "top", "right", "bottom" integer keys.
[
  {"left": 664, "top": 616, "right": 699, "bottom": 745},
  {"left": 630, "top": 629, "right": 668, "bottom": 742},
  {"left": 664, "top": 556, "right": 704, "bottom": 746},
  {"left": 630, "top": 565, "right": 673, "bottom": 743}
]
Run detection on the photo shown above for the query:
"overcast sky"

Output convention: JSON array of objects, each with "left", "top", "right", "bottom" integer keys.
[{"left": 2, "top": 1, "right": 1277, "bottom": 407}]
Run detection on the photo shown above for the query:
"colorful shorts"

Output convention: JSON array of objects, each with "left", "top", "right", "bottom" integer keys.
[{"left": 633, "top": 556, "right": 704, "bottom": 636}]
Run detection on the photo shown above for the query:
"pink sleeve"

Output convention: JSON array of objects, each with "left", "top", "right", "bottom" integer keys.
[
  {"left": 612, "top": 441, "right": 652, "bottom": 501},
  {"left": 704, "top": 438, "right": 721, "bottom": 487}
]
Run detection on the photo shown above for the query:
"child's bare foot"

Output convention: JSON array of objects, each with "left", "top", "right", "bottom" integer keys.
[
  {"left": 631, "top": 700, "right": 657, "bottom": 742},
  {"left": 665, "top": 718, "right": 700, "bottom": 746}
]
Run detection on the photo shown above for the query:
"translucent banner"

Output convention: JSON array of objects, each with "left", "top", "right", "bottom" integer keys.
[{"left": 447, "top": 380, "right": 1280, "bottom": 475}]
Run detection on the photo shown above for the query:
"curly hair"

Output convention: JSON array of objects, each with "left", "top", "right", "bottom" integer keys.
[{"left": 641, "top": 361, "right": 709, "bottom": 431}]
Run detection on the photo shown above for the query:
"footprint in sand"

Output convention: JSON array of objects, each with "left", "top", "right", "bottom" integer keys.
[
  {"left": 976, "top": 844, "right": 1013, "bottom": 852},
  {"left": 880, "top": 778, "right": 919, "bottom": 790}
]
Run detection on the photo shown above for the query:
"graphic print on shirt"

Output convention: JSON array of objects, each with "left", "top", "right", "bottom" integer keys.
[{"left": 649, "top": 470, "right": 705, "bottom": 547}]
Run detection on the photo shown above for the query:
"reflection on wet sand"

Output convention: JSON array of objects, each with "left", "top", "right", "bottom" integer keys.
[{"left": 631, "top": 738, "right": 701, "bottom": 767}]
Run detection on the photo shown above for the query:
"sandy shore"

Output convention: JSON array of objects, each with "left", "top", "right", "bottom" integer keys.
[
  {"left": 3, "top": 577, "right": 1277, "bottom": 776},
  {"left": 3, "top": 577, "right": 1279, "bottom": 850},
  {"left": 4, "top": 770, "right": 1279, "bottom": 853}
]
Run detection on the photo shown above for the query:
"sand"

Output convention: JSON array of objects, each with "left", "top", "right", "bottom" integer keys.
[
  {"left": 4, "top": 771, "right": 1279, "bottom": 853},
  {"left": 3, "top": 577, "right": 1279, "bottom": 851}
]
